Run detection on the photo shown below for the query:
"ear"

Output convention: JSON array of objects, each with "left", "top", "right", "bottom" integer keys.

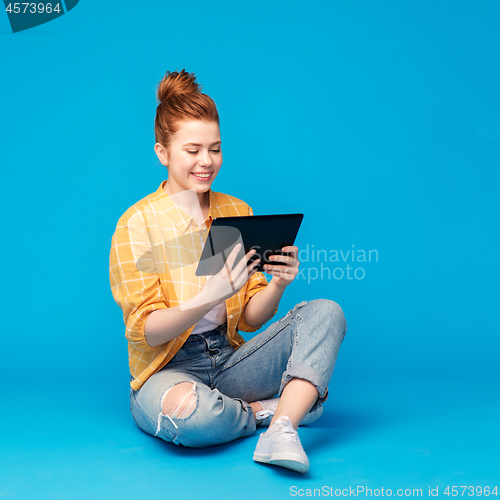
[{"left": 154, "top": 142, "right": 169, "bottom": 166}]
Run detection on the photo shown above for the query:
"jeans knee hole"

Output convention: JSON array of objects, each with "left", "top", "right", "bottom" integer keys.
[{"left": 156, "top": 382, "right": 198, "bottom": 436}]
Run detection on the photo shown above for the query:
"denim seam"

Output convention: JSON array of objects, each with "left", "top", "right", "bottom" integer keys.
[
  {"left": 218, "top": 320, "right": 292, "bottom": 373},
  {"left": 278, "top": 300, "right": 308, "bottom": 322},
  {"left": 341, "top": 322, "right": 347, "bottom": 342},
  {"left": 208, "top": 370, "right": 215, "bottom": 389},
  {"left": 279, "top": 365, "right": 329, "bottom": 399}
]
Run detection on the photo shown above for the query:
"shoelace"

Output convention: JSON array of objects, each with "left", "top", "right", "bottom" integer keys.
[
  {"left": 276, "top": 421, "right": 301, "bottom": 443},
  {"left": 255, "top": 402, "right": 278, "bottom": 420},
  {"left": 255, "top": 409, "right": 274, "bottom": 420}
]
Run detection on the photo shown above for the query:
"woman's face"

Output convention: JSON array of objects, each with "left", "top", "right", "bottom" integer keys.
[{"left": 155, "top": 120, "right": 222, "bottom": 198}]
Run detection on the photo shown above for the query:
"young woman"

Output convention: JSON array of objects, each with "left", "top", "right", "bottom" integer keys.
[{"left": 109, "top": 69, "right": 347, "bottom": 474}]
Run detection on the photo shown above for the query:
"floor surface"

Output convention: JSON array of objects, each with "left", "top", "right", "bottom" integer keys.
[{"left": 1, "top": 375, "right": 498, "bottom": 500}]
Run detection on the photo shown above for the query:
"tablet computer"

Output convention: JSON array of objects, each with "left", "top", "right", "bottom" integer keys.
[{"left": 195, "top": 213, "right": 304, "bottom": 276}]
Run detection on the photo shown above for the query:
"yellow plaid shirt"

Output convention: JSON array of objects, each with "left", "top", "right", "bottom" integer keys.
[{"left": 109, "top": 180, "right": 277, "bottom": 391}]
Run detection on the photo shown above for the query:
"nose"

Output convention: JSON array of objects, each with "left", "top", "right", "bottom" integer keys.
[{"left": 199, "top": 149, "right": 213, "bottom": 168}]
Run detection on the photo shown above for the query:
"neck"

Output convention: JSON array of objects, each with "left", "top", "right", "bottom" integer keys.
[{"left": 164, "top": 183, "right": 209, "bottom": 225}]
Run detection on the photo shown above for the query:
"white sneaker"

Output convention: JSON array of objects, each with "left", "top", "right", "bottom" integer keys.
[
  {"left": 253, "top": 416, "right": 310, "bottom": 473},
  {"left": 255, "top": 397, "right": 323, "bottom": 427}
]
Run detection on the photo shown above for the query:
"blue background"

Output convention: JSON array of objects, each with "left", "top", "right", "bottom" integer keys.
[{"left": 1, "top": 1, "right": 499, "bottom": 499}]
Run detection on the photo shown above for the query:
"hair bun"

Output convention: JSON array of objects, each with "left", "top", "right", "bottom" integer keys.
[
  {"left": 156, "top": 69, "right": 202, "bottom": 104},
  {"left": 154, "top": 69, "right": 219, "bottom": 149}
]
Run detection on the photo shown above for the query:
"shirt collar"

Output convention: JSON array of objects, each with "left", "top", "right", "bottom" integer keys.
[{"left": 155, "top": 180, "right": 219, "bottom": 234}]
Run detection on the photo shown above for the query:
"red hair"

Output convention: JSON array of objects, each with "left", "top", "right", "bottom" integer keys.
[{"left": 154, "top": 69, "right": 220, "bottom": 153}]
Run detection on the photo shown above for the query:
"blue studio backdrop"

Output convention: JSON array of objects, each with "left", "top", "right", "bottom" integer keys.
[{"left": 1, "top": 1, "right": 499, "bottom": 499}]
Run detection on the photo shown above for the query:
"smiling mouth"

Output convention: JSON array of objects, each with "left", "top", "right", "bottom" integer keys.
[{"left": 191, "top": 172, "right": 212, "bottom": 179}]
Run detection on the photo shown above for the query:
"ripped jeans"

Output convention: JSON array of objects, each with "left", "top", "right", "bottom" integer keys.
[{"left": 129, "top": 299, "right": 347, "bottom": 448}]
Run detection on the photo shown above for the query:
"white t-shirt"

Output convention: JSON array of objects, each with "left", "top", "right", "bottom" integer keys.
[
  {"left": 190, "top": 222, "right": 227, "bottom": 334},
  {"left": 190, "top": 300, "right": 227, "bottom": 334}
]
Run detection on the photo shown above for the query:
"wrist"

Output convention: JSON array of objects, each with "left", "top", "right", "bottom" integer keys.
[
  {"left": 269, "top": 278, "right": 288, "bottom": 294},
  {"left": 269, "top": 277, "right": 288, "bottom": 291}
]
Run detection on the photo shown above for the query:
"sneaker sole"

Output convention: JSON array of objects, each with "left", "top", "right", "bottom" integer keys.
[{"left": 253, "top": 452, "right": 309, "bottom": 473}]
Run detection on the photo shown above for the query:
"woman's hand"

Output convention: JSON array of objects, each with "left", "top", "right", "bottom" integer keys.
[
  {"left": 202, "top": 244, "right": 260, "bottom": 306},
  {"left": 264, "top": 246, "right": 300, "bottom": 290}
]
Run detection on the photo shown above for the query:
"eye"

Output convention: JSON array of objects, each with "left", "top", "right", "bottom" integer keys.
[{"left": 187, "top": 150, "right": 221, "bottom": 155}]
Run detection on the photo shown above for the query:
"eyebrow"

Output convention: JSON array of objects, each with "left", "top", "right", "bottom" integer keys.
[{"left": 182, "top": 141, "right": 222, "bottom": 147}]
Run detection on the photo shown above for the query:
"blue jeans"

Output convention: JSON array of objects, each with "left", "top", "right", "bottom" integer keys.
[{"left": 129, "top": 298, "right": 347, "bottom": 448}]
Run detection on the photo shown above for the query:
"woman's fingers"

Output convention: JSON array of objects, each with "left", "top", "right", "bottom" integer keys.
[
  {"left": 226, "top": 244, "right": 243, "bottom": 270},
  {"left": 230, "top": 246, "right": 255, "bottom": 276},
  {"left": 264, "top": 263, "right": 294, "bottom": 272},
  {"left": 235, "top": 262, "right": 260, "bottom": 290},
  {"left": 267, "top": 247, "right": 299, "bottom": 267},
  {"left": 220, "top": 244, "right": 243, "bottom": 281},
  {"left": 217, "top": 244, "right": 255, "bottom": 289},
  {"left": 245, "top": 257, "right": 261, "bottom": 278},
  {"left": 233, "top": 252, "right": 261, "bottom": 288}
]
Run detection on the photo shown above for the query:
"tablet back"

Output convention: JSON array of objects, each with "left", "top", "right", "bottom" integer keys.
[{"left": 195, "top": 213, "right": 303, "bottom": 276}]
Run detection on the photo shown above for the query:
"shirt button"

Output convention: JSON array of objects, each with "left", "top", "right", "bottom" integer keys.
[{"left": 228, "top": 315, "right": 233, "bottom": 319}]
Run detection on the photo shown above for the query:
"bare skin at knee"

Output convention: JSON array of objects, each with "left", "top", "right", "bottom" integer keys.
[{"left": 161, "top": 382, "right": 197, "bottom": 419}]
